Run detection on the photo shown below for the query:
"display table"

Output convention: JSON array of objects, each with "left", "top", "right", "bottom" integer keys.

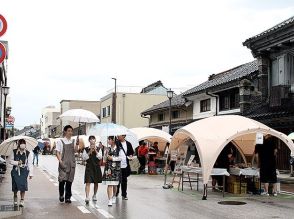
[
  {"left": 229, "top": 168, "right": 259, "bottom": 176},
  {"left": 229, "top": 168, "right": 261, "bottom": 194},
  {"left": 180, "top": 166, "right": 230, "bottom": 198}
]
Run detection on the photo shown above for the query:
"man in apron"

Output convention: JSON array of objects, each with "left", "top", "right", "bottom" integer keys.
[{"left": 56, "top": 125, "right": 79, "bottom": 203}]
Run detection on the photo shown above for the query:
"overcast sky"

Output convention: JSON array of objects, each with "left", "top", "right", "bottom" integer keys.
[{"left": 0, "top": 0, "right": 293, "bottom": 128}]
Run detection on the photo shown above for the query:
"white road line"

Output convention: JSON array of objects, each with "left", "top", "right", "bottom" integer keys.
[
  {"left": 71, "top": 197, "right": 77, "bottom": 202},
  {"left": 90, "top": 201, "right": 114, "bottom": 218},
  {"left": 49, "top": 179, "right": 54, "bottom": 182},
  {"left": 53, "top": 183, "right": 58, "bottom": 187},
  {"left": 96, "top": 208, "right": 114, "bottom": 219},
  {"left": 77, "top": 206, "right": 91, "bottom": 214}
]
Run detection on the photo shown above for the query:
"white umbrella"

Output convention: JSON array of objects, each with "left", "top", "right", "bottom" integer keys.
[
  {"left": 59, "top": 109, "right": 100, "bottom": 123},
  {"left": 0, "top": 136, "right": 38, "bottom": 156},
  {"left": 88, "top": 123, "right": 128, "bottom": 136},
  {"left": 125, "top": 130, "right": 140, "bottom": 149},
  {"left": 88, "top": 123, "right": 130, "bottom": 146}
]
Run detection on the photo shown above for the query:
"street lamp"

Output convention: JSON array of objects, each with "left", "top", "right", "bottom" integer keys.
[
  {"left": 6, "top": 107, "right": 11, "bottom": 116},
  {"left": 2, "top": 86, "right": 10, "bottom": 140},
  {"left": 111, "top": 78, "right": 117, "bottom": 123},
  {"left": 163, "top": 88, "right": 174, "bottom": 189},
  {"left": 167, "top": 89, "right": 174, "bottom": 134}
]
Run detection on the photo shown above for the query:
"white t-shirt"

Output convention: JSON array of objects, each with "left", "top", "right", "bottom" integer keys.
[
  {"left": 82, "top": 146, "right": 103, "bottom": 160},
  {"left": 55, "top": 138, "right": 75, "bottom": 156},
  {"left": 119, "top": 141, "right": 128, "bottom": 168}
]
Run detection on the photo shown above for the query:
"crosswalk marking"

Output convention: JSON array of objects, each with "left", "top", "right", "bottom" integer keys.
[
  {"left": 96, "top": 208, "right": 114, "bottom": 219},
  {"left": 77, "top": 206, "right": 91, "bottom": 214},
  {"left": 53, "top": 183, "right": 58, "bottom": 187}
]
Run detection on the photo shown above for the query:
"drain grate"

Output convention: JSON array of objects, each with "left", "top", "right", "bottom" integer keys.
[
  {"left": 218, "top": 201, "right": 247, "bottom": 205},
  {"left": 0, "top": 205, "right": 19, "bottom": 212}
]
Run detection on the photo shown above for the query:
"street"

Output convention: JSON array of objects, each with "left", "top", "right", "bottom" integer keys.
[{"left": 27, "top": 155, "right": 294, "bottom": 219}]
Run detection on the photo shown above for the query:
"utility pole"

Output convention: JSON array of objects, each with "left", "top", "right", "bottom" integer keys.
[{"left": 111, "top": 78, "right": 117, "bottom": 123}]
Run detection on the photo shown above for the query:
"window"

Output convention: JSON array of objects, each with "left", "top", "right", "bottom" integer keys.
[
  {"left": 200, "top": 99, "right": 211, "bottom": 112},
  {"left": 102, "top": 107, "right": 106, "bottom": 118},
  {"left": 172, "top": 110, "right": 180, "bottom": 119},
  {"left": 107, "top": 106, "right": 111, "bottom": 116},
  {"left": 230, "top": 92, "right": 240, "bottom": 109},
  {"left": 220, "top": 96, "right": 230, "bottom": 110},
  {"left": 271, "top": 54, "right": 294, "bottom": 87},
  {"left": 219, "top": 88, "right": 240, "bottom": 111},
  {"left": 158, "top": 113, "right": 165, "bottom": 121}
]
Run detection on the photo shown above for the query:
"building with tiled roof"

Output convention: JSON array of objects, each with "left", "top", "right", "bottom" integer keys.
[{"left": 141, "top": 15, "right": 294, "bottom": 170}]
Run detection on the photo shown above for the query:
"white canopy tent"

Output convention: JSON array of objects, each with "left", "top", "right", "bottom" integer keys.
[
  {"left": 171, "top": 115, "right": 294, "bottom": 186},
  {"left": 128, "top": 127, "right": 172, "bottom": 151}
]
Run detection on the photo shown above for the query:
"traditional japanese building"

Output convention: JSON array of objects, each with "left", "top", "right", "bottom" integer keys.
[
  {"left": 142, "top": 15, "right": 294, "bottom": 170},
  {"left": 242, "top": 16, "right": 294, "bottom": 133}
]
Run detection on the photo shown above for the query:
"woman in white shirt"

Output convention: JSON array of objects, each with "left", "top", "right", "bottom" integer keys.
[
  {"left": 10, "top": 139, "right": 33, "bottom": 207},
  {"left": 82, "top": 136, "right": 102, "bottom": 205}
]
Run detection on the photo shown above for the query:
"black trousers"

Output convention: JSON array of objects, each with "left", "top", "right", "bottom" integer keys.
[
  {"left": 138, "top": 156, "right": 146, "bottom": 173},
  {"left": 117, "top": 168, "right": 129, "bottom": 197},
  {"left": 59, "top": 180, "right": 72, "bottom": 200}
]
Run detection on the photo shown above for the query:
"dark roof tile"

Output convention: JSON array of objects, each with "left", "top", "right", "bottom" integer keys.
[
  {"left": 183, "top": 60, "right": 258, "bottom": 96},
  {"left": 142, "top": 94, "right": 185, "bottom": 115},
  {"left": 243, "top": 15, "right": 294, "bottom": 45}
]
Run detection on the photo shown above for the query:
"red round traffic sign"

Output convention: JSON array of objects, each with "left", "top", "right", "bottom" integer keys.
[
  {"left": 0, "top": 42, "right": 6, "bottom": 64},
  {"left": 8, "top": 115, "right": 15, "bottom": 123},
  {"left": 0, "top": 14, "right": 8, "bottom": 37}
]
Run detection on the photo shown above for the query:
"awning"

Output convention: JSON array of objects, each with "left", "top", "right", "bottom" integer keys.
[{"left": 171, "top": 115, "right": 294, "bottom": 184}]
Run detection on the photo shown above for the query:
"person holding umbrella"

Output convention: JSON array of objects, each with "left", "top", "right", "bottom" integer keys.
[
  {"left": 102, "top": 136, "right": 122, "bottom": 206},
  {"left": 56, "top": 125, "right": 79, "bottom": 203},
  {"left": 82, "top": 135, "right": 102, "bottom": 205},
  {"left": 9, "top": 139, "right": 34, "bottom": 207}
]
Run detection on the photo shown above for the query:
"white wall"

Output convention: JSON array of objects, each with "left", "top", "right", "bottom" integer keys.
[
  {"left": 41, "top": 106, "right": 60, "bottom": 138},
  {"left": 190, "top": 93, "right": 240, "bottom": 120},
  {"left": 192, "top": 93, "right": 216, "bottom": 120}
]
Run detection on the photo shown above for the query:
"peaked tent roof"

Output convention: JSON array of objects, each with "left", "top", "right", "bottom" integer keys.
[
  {"left": 129, "top": 127, "right": 172, "bottom": 151},
  {"left": 170, "top": 115, "right": 294, "bottom": 184}
]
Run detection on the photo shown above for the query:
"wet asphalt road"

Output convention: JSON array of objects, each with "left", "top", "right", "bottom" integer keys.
[{"left": 38, "top": 155, "right": 294, "bottom": 219}]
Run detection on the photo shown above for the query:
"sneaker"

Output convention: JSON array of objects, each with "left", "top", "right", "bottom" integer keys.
[
  {"left": 108, "top": 200, "right": 113, "bottom": 206},
  {"left": 13, "top": 196, "right": 18, "bottom": 206},
  {"left": 19, "top": 199, "right": 24, "bottom": 207},
  {"left": 273, "top": 192, "right": 278, "bottom": 197},
  {"left": 92, "top": 195, "right": 97, "bottom": 202},
  {"left": 261, "top": 192, "right": 269, "bottom": 196},
  {"left": 112, "top": 197, "right": 116, "bottom": 204},
  {"left": 59, "top": 196, "right": 65, "bottom": 202},
  {"left": 65, "top": 199, "right": 72, "bottom": 204},
  {"left": 85, "top": 198, "right": 89, "bottom": 205},
  {"left": 122, "top": 196, "right": 128, "bottom": 200}
]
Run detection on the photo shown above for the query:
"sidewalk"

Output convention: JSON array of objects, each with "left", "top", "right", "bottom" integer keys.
[{"left": 0, "top": 166, "right": 97, "bottom": 219}]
